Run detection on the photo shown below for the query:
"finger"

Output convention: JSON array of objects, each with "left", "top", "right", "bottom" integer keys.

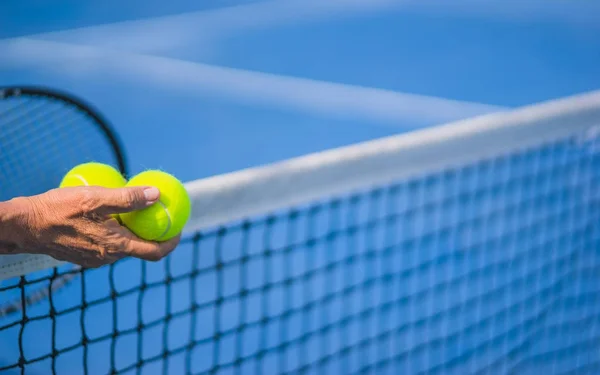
[
  {"left": 157, "top": 235, "right": 181, "bottom": 256},
  {"left": 112, "top": 225, "right": 181, "bottom": 262},
  {"left": 88, "top": 253, "right": 121, "bottom": 268},
  {"left": 127, "top": 238, "right": 177, "bottom": 262},
  {"left": 94, "top": 186, "right": 160, "bottom": 216},
  {"left": 129, "top": 234, "right": 181, "bottom": 262}
]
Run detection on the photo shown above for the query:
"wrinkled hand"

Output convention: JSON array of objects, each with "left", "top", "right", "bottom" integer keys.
[{"left": 10, "top": 185, "right": 180, "bottom": 268}]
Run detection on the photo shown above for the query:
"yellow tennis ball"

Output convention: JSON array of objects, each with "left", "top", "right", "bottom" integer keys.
[
  {"left": 60, "top": 162, "right": 127, "bottom": 189},
  {"left": 60, "top": 162, "right": 127, "bottom": 221},
  {"left": 119, "top": 170, "right": 191, "bottom": 242}
]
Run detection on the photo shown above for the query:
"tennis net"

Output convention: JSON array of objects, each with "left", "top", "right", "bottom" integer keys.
[{"left": 1, "top": 91, "right": 600, "bottom": 375}]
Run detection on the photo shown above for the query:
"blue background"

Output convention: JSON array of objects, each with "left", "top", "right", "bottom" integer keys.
[
  {"left": 1, "top": 1, "right": 600, "bottom": 374},
  {"left": 1, "top": 0, "right": 599, "bottom": 183}
]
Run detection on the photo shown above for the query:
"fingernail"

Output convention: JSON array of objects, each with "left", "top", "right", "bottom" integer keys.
[{"left": 144, "top": 187, "right": 160, "bottom": 202}]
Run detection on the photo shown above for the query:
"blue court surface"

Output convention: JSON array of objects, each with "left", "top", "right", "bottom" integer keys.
[{"left": 1, "top": 1, "right": 600, "bottom": 374}]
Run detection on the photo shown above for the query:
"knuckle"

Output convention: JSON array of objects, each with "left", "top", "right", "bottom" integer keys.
[
  {"left": 115, "top": 236, "right": 132, "bottom": 253},
  {"left": 96, "top": 246, "right": 110, "bottom": 261},
  {"left": 121, "top": 189, "right": 142, "bottom": 207},
  {"left": 103, "top": 237, "right": 131, "bottom": 260},
  {"left": 78, "top": 188, "right": 100, "bottom": 212}
]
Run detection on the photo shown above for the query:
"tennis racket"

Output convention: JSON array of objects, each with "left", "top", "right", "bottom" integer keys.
[{"left": 0, "top": 86, "right": 128, "bottom": 316}]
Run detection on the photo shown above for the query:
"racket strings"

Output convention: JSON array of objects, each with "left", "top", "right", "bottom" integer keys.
[{"left": 0, "top": 86, "right": 128, "bottom": 317}]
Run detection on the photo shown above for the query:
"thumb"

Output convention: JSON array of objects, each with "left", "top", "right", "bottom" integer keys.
[{"left": 95, "top": 186, "right": 160, "bottom": 215}]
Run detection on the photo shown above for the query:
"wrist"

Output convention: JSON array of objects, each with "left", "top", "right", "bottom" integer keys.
[{"left": 0, "top": 197, "right": 34, "bottom": 254}]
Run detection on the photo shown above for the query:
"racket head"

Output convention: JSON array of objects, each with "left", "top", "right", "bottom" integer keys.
[
  {"left": 0, "top": 86, "right": 128, "bottom": 315},
  {"left": 0, "top": 86, "right": 127, "bottom": 201}
]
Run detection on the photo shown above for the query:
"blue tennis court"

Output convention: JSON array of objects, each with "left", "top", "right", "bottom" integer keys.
[
  {"left": 1, "top": 1, "right": 600, "bottom": 374},
  {"left": 1, "top": 1, "right": 599, "bottom": 181}
]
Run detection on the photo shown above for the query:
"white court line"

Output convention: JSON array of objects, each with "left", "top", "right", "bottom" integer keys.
[
  {"left": 1, "top": 0, "right": 405, "bottom": 53},
  {"left": 0, "top": 38, "right": 505, "bottom": 126},
  {"left": 4, "top": 0, "right": 597, "bottom": 54}
]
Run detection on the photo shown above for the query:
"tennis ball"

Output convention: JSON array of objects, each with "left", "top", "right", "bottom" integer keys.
[
  {"left": 60, "top": 162, "right": 127, "bottom": 221},
  {"left": 60, "top": 162, "right": 126, "bottom": 189},
  {"left": 119, "top": 170, "right": 191, "bottom": 242}
]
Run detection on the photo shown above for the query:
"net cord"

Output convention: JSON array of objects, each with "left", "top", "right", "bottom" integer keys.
[
  {"left": 2, "top": 89, "right": 600, "bottom": 280},
  {"left": 186, "top": 89, "right": 600, "bottom": 231}
]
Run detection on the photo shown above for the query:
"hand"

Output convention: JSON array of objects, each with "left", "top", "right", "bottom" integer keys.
[{"left": 6, "top": 186, "right": 181, "bottom": 268}]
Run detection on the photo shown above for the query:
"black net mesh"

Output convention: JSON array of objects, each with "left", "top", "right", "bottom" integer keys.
[
  {"left": 0, "top": 85, "right": 127, "bottom": 373},
  {"left": 1, "top": 130, "right": 599, "bottom": 374}
]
